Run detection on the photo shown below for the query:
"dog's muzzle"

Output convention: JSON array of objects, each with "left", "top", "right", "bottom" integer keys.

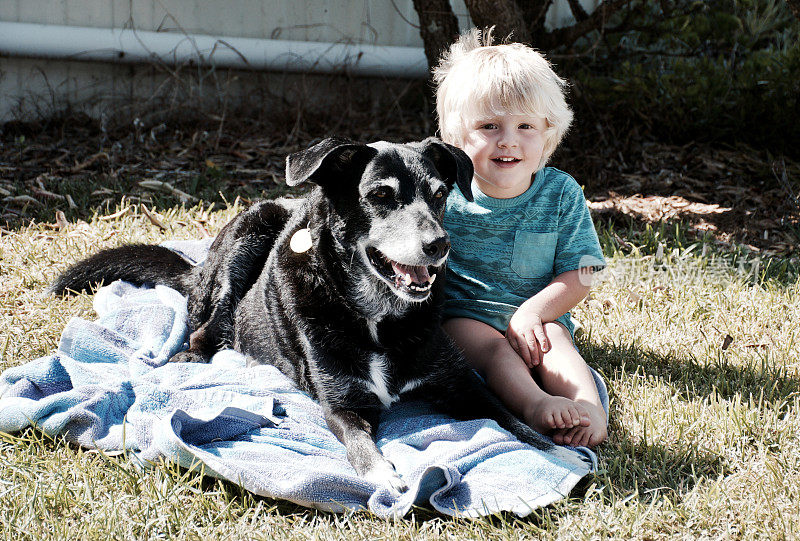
[
  {"left": 421, "top": 236, "right": 450, "bottom": 261},
  {"left": 365, "top": 246, "right": 444, "bottom": 300}
]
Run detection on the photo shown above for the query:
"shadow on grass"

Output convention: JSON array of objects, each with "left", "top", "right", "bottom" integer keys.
[
  {"left": 554, "top": 335, "right": 797, "bottom": 508},
  {"left": 594, "top": 423, "right": 729, "bottom": 497},
  {"left": 594, "top": 215, "right": 800, "bottom": 289},
  {"left": 581, "top": 337, "right": 800, "bottom": 407}
]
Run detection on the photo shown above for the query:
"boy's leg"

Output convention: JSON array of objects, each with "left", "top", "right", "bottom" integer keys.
[
  {"left": 537, "top": 322, "right": 608, "bottom": 447},
  {"left": 443, "top": 317, "right": 589, "bottom": 434}
]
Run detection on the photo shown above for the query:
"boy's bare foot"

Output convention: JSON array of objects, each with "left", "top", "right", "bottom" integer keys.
[
  {"left": 552, "top": 401, "right": 607, "bottom": 448},
  {"left": 523, "top": 395, "right": 591, "bottom": 434}
]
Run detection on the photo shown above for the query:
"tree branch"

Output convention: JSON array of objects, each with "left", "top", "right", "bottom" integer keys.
[
  {"left": 602, "top": 1, "right": 646, "bottom": 38},
  {"left": 542, "top": 0, "right": 633, "bottom": 50},
  {"left": 566, "top": 0, "right": 590, "bottom": 21}
]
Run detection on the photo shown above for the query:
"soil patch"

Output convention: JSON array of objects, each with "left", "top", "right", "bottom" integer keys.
[{"left": 2, "top": 112, "right": 798, "bottom": 257}]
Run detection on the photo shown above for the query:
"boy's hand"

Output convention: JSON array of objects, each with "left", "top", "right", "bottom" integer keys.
[
  {"left": 506, "top": 305, "right": 550, "bottom": 369},
  {"left": 506, "top": 270, "right": 591, "bottom": 368}
]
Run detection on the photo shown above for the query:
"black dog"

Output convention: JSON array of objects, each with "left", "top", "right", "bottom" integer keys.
[{"left": 52, "top": 137, "right": 565, "bottom": 491}]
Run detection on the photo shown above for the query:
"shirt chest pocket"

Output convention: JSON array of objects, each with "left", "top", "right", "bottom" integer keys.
[{"left": 510, "top": 231, "right": 557, "bottom": 278}]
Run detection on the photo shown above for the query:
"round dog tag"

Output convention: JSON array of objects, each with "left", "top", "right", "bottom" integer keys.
[{"left": 290, "top": 228, "right": 313, "bottom": 253}]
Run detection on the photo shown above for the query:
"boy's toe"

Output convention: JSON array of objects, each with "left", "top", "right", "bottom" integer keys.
[
  {"left": 560, "top": 426, "right": 580, "bottom": 446},
  {"left": 564, "top": 403, "right": 586, "bottom": 427},
  {"left": 574, "top": 430, "right": 591, "bottom": 448}
]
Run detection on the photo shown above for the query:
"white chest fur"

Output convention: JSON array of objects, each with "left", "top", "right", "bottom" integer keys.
[
  {"left": 365, "top": 353, "right": 396, "bottom": 408},
  {"left": 363, "top": 353, "right": 424, "bottom": 408}
]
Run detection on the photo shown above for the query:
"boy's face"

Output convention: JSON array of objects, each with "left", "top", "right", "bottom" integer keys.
[{"left": 461, "top": 113, "right": 547, "bottom": 199}]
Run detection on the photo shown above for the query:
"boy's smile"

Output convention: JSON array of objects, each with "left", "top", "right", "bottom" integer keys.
[
  {"left": 462, "top": 113, "right": 547, "bottom": 199},
  {"left": 491, "top": 156, "right": 521, "bottom": 167}
]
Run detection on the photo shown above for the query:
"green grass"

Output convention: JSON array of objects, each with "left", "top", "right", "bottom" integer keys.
[{"left": 1, "top": 203, "right": 799, "bottom": 539}]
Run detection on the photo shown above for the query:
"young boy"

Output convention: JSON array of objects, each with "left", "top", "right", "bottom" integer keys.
[{"left": 433, "top": 28, "right": 608, "bottom": 447}]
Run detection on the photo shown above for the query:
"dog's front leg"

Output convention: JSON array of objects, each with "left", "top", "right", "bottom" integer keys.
[
  {"left": 171, "top": 201, "right": 291, "bottom": 364},
  {"left": 324, "top": 407, "right": 408, "bottom": 493}
]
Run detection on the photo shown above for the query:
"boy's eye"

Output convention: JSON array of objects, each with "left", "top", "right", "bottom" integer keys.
[
  {"left": 519, "top": 123, "right": 533, "bottom": 129},
  {"left": 479, "top": 123, "right": 497, "bottom": 130}
]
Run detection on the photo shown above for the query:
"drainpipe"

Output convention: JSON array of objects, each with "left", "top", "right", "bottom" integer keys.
[{"left": 0, "top": 21, "right": 429, "bottom": 78}]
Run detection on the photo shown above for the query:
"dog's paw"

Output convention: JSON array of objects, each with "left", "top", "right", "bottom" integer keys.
[
  {"left": 168, "top": 351, "right": 209, "bottom": 364},
  {"left": 363, "top": 461, "right": 409, "bottom": 494}
]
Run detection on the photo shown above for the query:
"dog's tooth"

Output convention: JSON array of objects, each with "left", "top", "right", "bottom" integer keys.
[
  {"left": 403, "top": 273, "right": 413, "bottom": 286},
  {"left": 429, "top": 273, "right": 436, "bottom": 284}
]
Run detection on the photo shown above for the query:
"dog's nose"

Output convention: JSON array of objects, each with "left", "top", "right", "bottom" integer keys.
[{"left": 423, "top": 236, "right": 450, "bottom": 259}]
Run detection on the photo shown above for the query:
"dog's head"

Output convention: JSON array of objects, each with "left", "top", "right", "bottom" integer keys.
[{"left": 286, "top": 137, "right": 473, "bottom": 307}]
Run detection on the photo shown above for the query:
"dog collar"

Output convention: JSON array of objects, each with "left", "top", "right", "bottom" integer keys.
[{"left": 290, "top": 227, "right": 313, "bottom": 253}]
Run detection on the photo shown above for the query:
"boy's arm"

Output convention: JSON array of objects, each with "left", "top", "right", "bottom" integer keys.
[{"left": 506, "top": 268, "right": 592, "bottom": 368}]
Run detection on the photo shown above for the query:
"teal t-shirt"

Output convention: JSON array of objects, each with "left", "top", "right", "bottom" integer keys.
[{"left": 442, "top": 167, "right": 606, "bottom": 337}]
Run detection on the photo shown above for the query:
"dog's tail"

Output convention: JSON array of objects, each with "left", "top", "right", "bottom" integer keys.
[{"left": 49, "top": 244, "right": 194, "bottom": 296}]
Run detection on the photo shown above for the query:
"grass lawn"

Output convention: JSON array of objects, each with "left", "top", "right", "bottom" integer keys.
[{"left": 1, "top": 201, "right": 798, "bottom": 539}]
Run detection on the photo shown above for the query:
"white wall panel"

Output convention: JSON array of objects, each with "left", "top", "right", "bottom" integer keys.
[{"left": 0, "top": 0, "right": 594, "bottom": 120}]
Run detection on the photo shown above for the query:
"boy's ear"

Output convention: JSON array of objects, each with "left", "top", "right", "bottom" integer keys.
[
  {"left": 414, "top": 137, "right": 474, "bottom": 202},
  {"left": 285, "top": 137, "right": 377, "bottom": 188}
]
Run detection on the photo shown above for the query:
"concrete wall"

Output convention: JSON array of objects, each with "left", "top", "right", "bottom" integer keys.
[
  {"left": 0, "top": 0, "right": 599, "bottom": 121},
  {"left": 0, "top": 0, "right": 439, "bottom": 45}
]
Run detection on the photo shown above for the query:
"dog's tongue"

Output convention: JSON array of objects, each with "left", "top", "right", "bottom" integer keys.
[{"left": 391, "top": 261, "right": 430, "bottom": 285}]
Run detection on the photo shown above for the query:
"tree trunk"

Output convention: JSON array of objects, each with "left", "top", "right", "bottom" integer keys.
[
  {"left": 463, "top": 0, "right": 532, "bottom": 44},
  {"left": 411, "top": 0, "right": 461, "bottom": 70},
  {"left": 517, "top": 0, "right": 554, "bottom": 44}
]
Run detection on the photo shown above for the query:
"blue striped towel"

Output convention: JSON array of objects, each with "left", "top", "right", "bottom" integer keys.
[{"left": 0, "top": 240, "right": 606, "bottom": 518}]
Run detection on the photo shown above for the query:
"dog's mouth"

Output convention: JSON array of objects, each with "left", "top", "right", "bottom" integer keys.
[{"left": 366, "top": 247, "right": 438, "bottom": 298}]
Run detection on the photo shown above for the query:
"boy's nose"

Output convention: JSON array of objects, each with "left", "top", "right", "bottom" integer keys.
[{"left": 497, "top": 129, "right": 518, "bottom": 148}]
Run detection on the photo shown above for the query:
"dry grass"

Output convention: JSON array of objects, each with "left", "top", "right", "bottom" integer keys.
[{"left": 1, "top": 202, "right": 799, "bottom": 539}]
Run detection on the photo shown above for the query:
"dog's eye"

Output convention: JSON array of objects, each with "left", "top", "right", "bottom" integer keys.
[
  {"left": 370, "top": 186, "right": 393, "bottom": 199},
  {"left": 434, "top": 187, "right": 447, "bottom": 200}
]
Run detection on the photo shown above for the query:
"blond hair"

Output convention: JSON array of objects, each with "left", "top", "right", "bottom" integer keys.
[{"left": 432, "top": 28, "right": 573, "bottom": 170}]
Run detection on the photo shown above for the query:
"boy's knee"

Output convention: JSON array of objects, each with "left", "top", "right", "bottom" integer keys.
[
  {"left": 542, "top": 322, "right": 583, "bottom": 360},
  {"left": 544, "top": 321, "right": 571, "bottom": 340}
]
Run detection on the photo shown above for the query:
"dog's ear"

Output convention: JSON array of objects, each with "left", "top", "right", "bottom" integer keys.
[
  {"left": 285, "top": 137, "right": 377, "bottom": 187},
  {"left": 415, "top": 137, "right": 474, "bottom": 202}
]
